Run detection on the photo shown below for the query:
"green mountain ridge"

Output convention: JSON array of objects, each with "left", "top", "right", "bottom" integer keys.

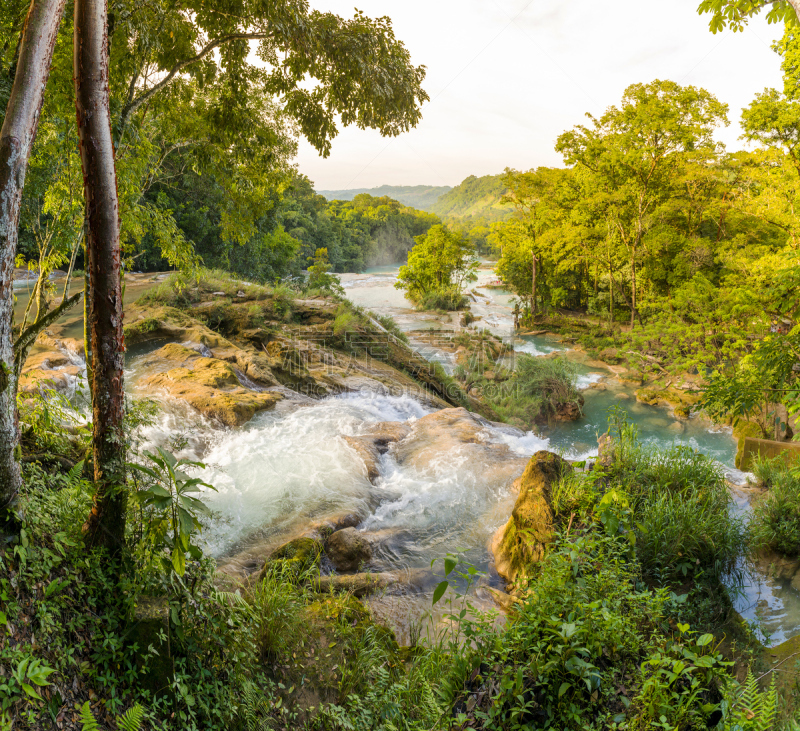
[
  {"left": 316, "top": 184, "right": 451, "bottom": 210},
  {"left": 317, "top": 174, "right": 514, "bottom": 224},
  {"left": 429, "top": 173, "right": 512, "bottom": 223}
]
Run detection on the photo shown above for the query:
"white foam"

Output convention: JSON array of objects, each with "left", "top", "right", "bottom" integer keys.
[{"left": 576, "top": 373, "right": 603, "bottom": 390}]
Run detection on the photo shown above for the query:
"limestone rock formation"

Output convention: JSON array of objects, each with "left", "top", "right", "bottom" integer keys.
[
  {"left": 139, "top": 343, "right": 282, "bottom": 427},
  {"left": 490, "top": 451, "right": 569, "bottom": 585}
]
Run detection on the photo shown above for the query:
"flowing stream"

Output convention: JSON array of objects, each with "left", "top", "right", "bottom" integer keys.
[{"left": 32, "top": 264, "right": 795, "bottom": 646}]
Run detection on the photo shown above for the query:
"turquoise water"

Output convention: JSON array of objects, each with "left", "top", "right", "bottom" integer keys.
[{"left": 513, "top": 336, "right": 738, "bottom": 470}]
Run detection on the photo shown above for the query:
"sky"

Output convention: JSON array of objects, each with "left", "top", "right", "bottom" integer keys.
[{"left": 294, "top": 0, "right": 786, "bottom": 191}]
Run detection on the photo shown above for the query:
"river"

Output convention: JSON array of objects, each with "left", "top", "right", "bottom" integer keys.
[{"left": 25, "top": 264, "right": 795, "bottom": 645}]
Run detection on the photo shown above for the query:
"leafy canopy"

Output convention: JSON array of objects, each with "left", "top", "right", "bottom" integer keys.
[
  {"left": 698, "top": 0, "right": 800, "bottom": 33},
  {"left": 395, "top": 224, "right": 478, "bottom": 307}
]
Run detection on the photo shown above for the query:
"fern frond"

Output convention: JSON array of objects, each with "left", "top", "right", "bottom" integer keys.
[
  {"left": 240, "top": 682, "right": 273, "bottom": 731},
  {"left": 755, "top": 677, "right": 777, "bottom": 731},
  {"left": 118, "top": 703, "right": 145, "bottom": 731},
  {"left": 79, "top": 701, "right": 100, "bottom": 731}
]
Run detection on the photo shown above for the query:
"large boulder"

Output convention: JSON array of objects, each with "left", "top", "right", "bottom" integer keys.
[
  {"left": 325, "top": 527, "right": 373, "bottom": 572},
  {"left": 490, "top": 451, "right": 569, "bottom": 585},
  {"left": 259, "top": 536, "right": 323, "bottom": 581},
  {"left": 392, "top": 407, "right": 527, "bottom": 482}
]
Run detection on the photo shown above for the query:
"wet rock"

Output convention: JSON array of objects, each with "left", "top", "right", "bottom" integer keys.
[
  {"left": 325, "top": 527, "right": 373, "bottom": 572},
  {"left": 486, "top": 586, "right": 521, "bottom": 613},
  {"left": 756, "top": 552, "right": 800, "bottom": 582},
  {"left": 342, "top": 422, "right": 411, "bottom": 483},
  {"left": 596, "top": 434, "right": 615, "bottom": 470},
  {"left": 18, "top": 345, "right": 84, "bottom": 394},
  {"left": 139, "top": 343, "right": 282, "bottom": 426},
  {"left": 491, "top": 451, "right": 569, "bottom": 585},
  {"left": 303, "top": 511, "right": 365, "bottom": 541},
  {"left": 259, "top": 537, "right": 323, "bottom": 580},
  {"left": 552, "top": 399, "right": 583, "bottom": 422},
  {"left": 392, "top": 408, "right": 527, "bottom": 482}
]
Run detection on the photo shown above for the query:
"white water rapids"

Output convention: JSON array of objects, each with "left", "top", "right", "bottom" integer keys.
[{"left": 136, "top": 389, "right": 559, "bottom": 575}]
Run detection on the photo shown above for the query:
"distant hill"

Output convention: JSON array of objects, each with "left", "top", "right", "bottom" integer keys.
[
  {"left": 429, "top": 174, "right": 512, "bottom": 223},
  {"left": 316, "top": 185, "right": 451, "bottom": 211}
]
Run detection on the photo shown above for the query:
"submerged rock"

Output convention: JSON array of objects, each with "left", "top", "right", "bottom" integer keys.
[
  {"left": 491, "top": 451, "right": 569, "bottom": 585},
  {"left": 393, "top": 407, "right": 526, "bottom": 480},
  {"left": 325, "top": 527, "right": 373, "bottom": 572}
]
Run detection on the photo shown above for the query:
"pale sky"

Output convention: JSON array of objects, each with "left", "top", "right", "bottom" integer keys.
[{"left": 295, "top": 0, "right": 786, "bottom": 191}]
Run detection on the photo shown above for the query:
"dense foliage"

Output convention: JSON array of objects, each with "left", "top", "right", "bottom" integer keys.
[
  {"left": 0, "top": 0, "right": 432, "bottom": 287},
  {"left": 137, "top": 174, "right": 440, "bottom": 279},
  {"left": 395, "top": 225, "right": 478, "bottom": 310}
]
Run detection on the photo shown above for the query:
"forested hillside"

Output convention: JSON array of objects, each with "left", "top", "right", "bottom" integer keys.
[
  {"left": 316, "top": 184, "right": 451, "bottom": 210},
  {"left": 135, "top": 174, "right": 439, "bottom": 276},
  {"left": 429, "top": 174, "right": 511, "bottom": 221}
]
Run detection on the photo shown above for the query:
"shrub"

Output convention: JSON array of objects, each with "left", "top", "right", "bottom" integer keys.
[
  {"left": 418, "top": 287, "right": 468, "bottom": 311},
  {"left": 483, "top": 354, "right": 582, "bottom": 427},
  {"left": 442, "top": 531, "right": 732, "bottom": 730},
  {"left": 749, "top": 456, "right": 800, "bottom": 555},
  {"left": 604, "top": 416, "right": 745, "bottom": 583}
]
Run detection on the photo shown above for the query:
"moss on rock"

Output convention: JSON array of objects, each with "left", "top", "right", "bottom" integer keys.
[{"left": 490, "top": 451, "right": 569, "bottom": 585}]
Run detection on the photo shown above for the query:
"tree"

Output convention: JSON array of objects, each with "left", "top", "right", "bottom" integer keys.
[
  {"left": 74, "top": 0, "right": 127, "bottom": 552},
  {"left": 698, "top": 0, "right": 800, "bottom": 32},
  {"left": 500, "top": 167, "right": 569, "bottom": 316},
  {"left": 0, "top": 0, "right": 67, "bottom": 516},
  {"left": 395, "top": 225, "right": 477, "bottom": 310},
  {"left": 556, "top": 80, "right": 729, "bottom": 328}
]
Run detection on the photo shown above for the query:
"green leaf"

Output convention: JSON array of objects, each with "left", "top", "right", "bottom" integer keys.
[
  {"left": 696, "top": 633, "right": 714, "bottom": 647},
  {"left": 22, "top": 682, "right": 43, "bottom": 700},
  {"left": 444, "top": 557, "right": 457, "bottom": 576},
  {"left": 432, "top": 580, "right": 449, "bottom": 605},
  {"left": 172, "top": 546, "right": 186, "bottom": 576},
  {"left": 558, "top": 681, "right": 571, "bottom": 697}
]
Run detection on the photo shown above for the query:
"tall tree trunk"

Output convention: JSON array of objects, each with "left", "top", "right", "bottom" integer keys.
[
  {"left": 630, "top": 243, "right": 637, "bottom": 330},
  {"left": 0, "top": 0, "right": 67, "bottom": 515},
  {"left": 531, "top": 251, "right": 537, "bottom": 317},
  {"left": 74, "top": 0, "right": 126, "bottom": 552}
]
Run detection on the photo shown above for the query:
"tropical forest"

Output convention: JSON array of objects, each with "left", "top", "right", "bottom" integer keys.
[{"left": 2, "top": 0, "right": 800, "bottom": 729}]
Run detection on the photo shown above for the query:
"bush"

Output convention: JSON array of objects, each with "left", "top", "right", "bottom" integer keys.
[
  {"left": 603, "top": 415, "right": 745, "bottom": 583},
  {"left": 749, "top": 456, "right": 800, "bottom": 555},
  {"left": 418, "top": 287, "right": 468, "bottom": 311},
  {"left": 483, "top": 354, "right": 582, "bottom": 427},
  {"left": 443, "top": 531, "right": 733, "bottom": 730}
]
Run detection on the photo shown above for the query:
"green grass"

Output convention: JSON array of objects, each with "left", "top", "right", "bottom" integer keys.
[
  {"left": 600, "top": 415, "right": 745, "bottom": 584},
  {"left": 460, "top": 353, "right": 582, "bottom": 428},
  {"left": 749, "top": 456, "right": 800, "bottom": 556}
]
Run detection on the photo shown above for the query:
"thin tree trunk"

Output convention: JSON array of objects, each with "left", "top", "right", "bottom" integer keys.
[
  {"left": 630, "top": 242, "right": 637, "bottom": 330},
  {"left": 531, "top": 251, "right": 537, "bottom": 317},
  {"left": 609, "top": 267, "right": 615, "bottom": 325},
  {"left": 0, "top": 0, "right": 68, "bottom": 514},
  {"left": 74, "top": 0, "right": 127, "bottom": 552}
]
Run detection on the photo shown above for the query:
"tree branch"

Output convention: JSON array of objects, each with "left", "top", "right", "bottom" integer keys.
[
  {"left": 13, "top": 291, "right": 83, "bottom": 375},
  {"left": 119, "top": 31, "right": 272, "bottom": 133}
]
